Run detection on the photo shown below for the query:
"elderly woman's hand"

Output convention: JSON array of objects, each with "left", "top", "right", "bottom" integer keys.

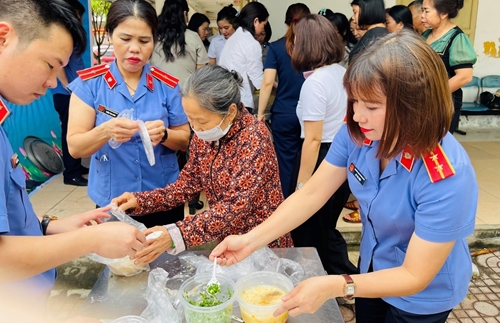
[
  {"left": 111, "top": 192, "right": 138, "bottom": 211},
  {"left": 144, "top": 120, "right": 167, "bottom": 146},
  {"left": 131, "top": 226, "right": 171, "bottom": 264},
  {"left": 105, "top": 118, "right": 139, "bottom": 143}
]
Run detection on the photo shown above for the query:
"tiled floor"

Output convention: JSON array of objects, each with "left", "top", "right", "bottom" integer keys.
[{"left": 31, "top": 126, "right": 500, "bottom": 322}]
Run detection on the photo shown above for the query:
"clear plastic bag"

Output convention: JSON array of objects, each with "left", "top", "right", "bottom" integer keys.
[
  {"left": 109, "top": 109, "right": 134, "bottom": 149},
  {"left": 140, "top": 268, "right": 183, "bottom": 323},
  {"left": 178, "top": 247, "right": 305, "bottom": 286},
  {"left": 87, "top": 204, "right": 149, "bottom": 277},
  {"left": 102, "top": 268, "right": 183, "bottom": 323}
]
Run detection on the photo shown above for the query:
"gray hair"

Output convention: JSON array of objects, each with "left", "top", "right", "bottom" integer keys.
[{"left": 181, "top": 65, "right": 243, "bottom": 115}]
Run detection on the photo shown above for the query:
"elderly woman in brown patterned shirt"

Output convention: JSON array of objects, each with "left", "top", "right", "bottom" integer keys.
[{"left": 113, "top": 65, "right": 293, "bottom": 264}]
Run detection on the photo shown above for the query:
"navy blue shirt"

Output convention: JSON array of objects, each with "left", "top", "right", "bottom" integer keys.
[
  {"left": 263, "top": 38, "right": 305, "bottom": 115},
  {"left": 52, "top": 51, "right": 85, "bottom": 96}
]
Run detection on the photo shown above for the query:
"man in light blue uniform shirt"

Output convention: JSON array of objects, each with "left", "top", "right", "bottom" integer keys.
[{"left": 0, "top": 1, "right": 146, "bottom": 317}]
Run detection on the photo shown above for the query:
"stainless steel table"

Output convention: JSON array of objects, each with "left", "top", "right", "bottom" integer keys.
[{"left": 80, "top": 247, "right": 345, "bottom": 322}]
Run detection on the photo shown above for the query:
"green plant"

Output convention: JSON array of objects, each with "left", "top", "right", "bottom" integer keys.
[{"left": 91, "top": 0, "right": 111, "bottom": 65}]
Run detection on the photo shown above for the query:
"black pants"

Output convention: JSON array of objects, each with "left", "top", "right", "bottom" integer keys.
[
  {"left": 290, "top": 141, "right": 357, "bottom": 275},
  {"left": 355, "top": 297, "right": 451, "bottom": 323},
  {"left": 271, "top": 112, "right": 302, "bottom": 198},
  {"left": 130, "top": 204, "right": 185, "bottom": 228},
  {"left": 53, "top": 94, "right": 82, "bottom": 180},
  {"left": 449, "top": 91, "right": 463, "bottom": 134},
  {"left": 99, "top": 204, "right": 185, "bottom": 229}
]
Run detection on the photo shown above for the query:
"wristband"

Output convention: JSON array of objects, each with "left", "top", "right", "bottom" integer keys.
[
  {"left": 41, "top": 215, "right": 58, "bottom": 235},
  {"left": 160, "top": 128, "right": 168, "bottom": 143}
]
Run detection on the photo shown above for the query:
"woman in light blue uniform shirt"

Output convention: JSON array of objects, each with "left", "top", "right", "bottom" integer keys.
[
  {"left": 68, "top": 0, "right": 190, "bottom": 227},
  {"left": 210, "top": 31, "right": 477, "bottom": 322}
]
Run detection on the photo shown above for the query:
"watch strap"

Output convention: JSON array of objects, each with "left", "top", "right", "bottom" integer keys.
[
  {"left": 160, "top": 128, "right": 168, "bottom": 143},
  {"left": 341, "top": 274, "right": 356, "bottom": 300},
  {"left": 41, "top": 215, "right": 58, "bottom": 235}
]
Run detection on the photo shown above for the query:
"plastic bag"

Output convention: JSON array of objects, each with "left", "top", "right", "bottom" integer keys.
[
  {"left": 140, "top": 268, "right": 183, "bottom": 323},
  {"left": 87, "top": 204, "right": 149, "bottom": 277},
  {"left": 178, "top": 247, "right": 305, "bottom": 286},
  {"left": 102, "top": 268, "right": 183, "bottom": 323}
]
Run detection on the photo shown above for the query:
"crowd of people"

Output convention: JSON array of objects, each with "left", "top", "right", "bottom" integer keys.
[{"left": 0, "top": 0, "right": 479, "bottom": 322}]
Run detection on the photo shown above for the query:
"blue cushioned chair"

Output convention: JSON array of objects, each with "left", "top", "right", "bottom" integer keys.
[{"left": 461, "top": 76, "right": 487, "bottom": 112}]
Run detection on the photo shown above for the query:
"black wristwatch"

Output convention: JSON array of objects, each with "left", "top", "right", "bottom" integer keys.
[
  {"left": 41, "top": 215, "right": 58, "bottom": 235},
  {"left": 160, "top": 128, "right": 168, "bottom": 143}
]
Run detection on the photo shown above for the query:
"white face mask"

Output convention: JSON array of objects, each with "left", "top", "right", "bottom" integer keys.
[{"left": 193, "top": 115, "right": 232, "bottom": 142}]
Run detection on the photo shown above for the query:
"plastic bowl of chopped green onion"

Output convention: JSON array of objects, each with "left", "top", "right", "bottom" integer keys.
[{"left": 178, "top": 273, "right": 236, "bottom": 323}]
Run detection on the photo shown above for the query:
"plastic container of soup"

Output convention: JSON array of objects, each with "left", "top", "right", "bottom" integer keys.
[
  {"left": 178, "top": 273, "right": 236, "bottom": 323},
  {"left": 236, "top": 271, "right": 294, "bottom": 323}
]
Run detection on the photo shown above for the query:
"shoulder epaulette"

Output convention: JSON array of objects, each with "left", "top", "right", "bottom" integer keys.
[
  {"left": 149, "top": 66, "right": 179, "bottom": 88},
  {"left": 0, "top": 98, "right": 11, "bottom": 125},
  {"left": 77, "top": 64, "right": 109, "bottom": 81},
  {"left": 399, "top": 145, "right": 415, "bottom": 172},
  {"left": 422, "top": 144, "right": 455, "bottom": 183}
]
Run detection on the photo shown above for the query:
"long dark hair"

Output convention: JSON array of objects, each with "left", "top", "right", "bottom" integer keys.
[
  {"left": 387, "top": 5, "right": 414, "bottom": 29},
  {"left": 187, "top": 12, "right": 210, "bottom": 47},
  {"left": 157, "top": 0, "right": 189, "bottom": 62},
  {"left": 320, "top": 10, "right": 356, "bottom": 45},
  {"left": 284, "top": 3, "right": 310, "bottom": 56},
  {"left": 234, "top": 2, "right": 269, "bottom": 37}
]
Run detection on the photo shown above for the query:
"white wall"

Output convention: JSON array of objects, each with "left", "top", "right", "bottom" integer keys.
[{"left": 471, "top": 0, "right": 500, "bottom": 78}]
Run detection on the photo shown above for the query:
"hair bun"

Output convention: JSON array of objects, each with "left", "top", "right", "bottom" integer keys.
[
  {"left": 456, "top": 0, "right": 464, "bottom": 10},
  {"left": 230, "top": 70, "right": 244, "bottom": 84}
]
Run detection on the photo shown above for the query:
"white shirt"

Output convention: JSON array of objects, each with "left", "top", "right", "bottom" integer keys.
[
  {"left": 207, "top": 34, "right": 226, "bottom": 63},
  {"left": 219, "top": 27, "right": 263, "bottom": 109},
  {"left": 296, "top": 64, "right": 347, "bottom": 142}
]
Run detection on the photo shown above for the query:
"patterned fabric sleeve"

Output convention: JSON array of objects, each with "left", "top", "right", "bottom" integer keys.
[
  {"left": 132, "top": 138, "right": 203, "bottom": 215},
  {"left": 177, "top": 124, "right": 286, "bottom": 248}
]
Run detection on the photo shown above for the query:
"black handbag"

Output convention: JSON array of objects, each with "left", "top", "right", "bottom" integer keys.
[{"left": 479, "top": 91, "right": 500, "bottom": 110}]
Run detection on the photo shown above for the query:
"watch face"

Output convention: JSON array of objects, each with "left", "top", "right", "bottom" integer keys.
[{"left": 346, "top": 285, "right": 355, "bottom": 294}]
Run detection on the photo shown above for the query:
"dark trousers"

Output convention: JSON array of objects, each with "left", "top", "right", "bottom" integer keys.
[
  {"left": 53, "top": 94, "right": 82, "bottom": 180},
  {"left": 130, "top": 204, "right": 185, "bottom": 228},
  {"left": 449, "top": 91, "right": 463, "bottom": 134},
  {"left": 355, "top": 297, "right": 451, "bottom": 323},
  {"left": 290, "top": 141, "right": 357, "bottom": 275},
  {"left": 271, "top": 112, "right": 302, "bottom": 198},
  {"left": 99, "top": 204, "right": 185, "bottom": 229}
]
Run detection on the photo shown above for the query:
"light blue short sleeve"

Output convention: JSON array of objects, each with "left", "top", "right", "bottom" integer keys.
[
  {"left": 68, "top": 77, "right": 95, "bottom": 108},
  {"left": 413, "top": 148, "right": 477, "bottom": 242},
  {"left": 325, "top": 124, "right": 350, "bottom": 168},
  {"left": 165, "top": 85, "right": 188, "bottom": 127}
]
